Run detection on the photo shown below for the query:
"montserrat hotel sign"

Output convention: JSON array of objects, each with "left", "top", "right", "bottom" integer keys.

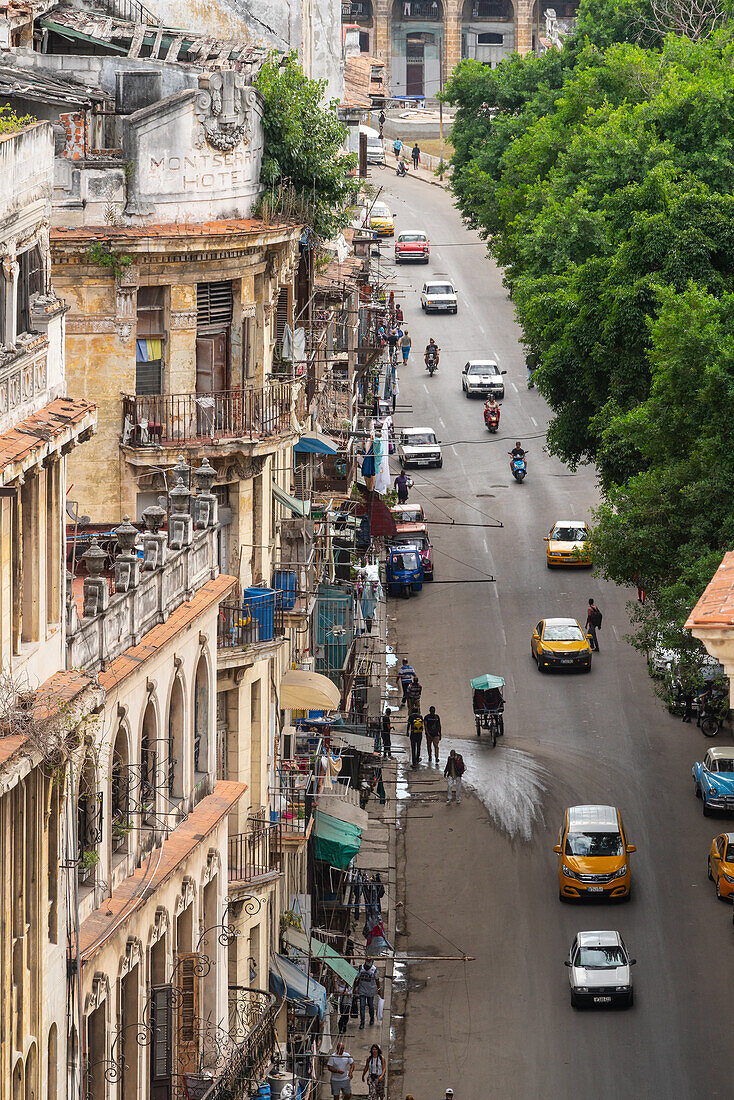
[{"left": 125, "top": 70, "right": 266, "bottom": 223}]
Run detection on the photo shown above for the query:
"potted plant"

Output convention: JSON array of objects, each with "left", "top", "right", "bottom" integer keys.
[{"left": 79, "top": 849, "right": 99, "bottom": 882}]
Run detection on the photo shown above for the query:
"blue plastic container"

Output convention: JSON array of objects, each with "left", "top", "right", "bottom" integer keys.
[
  {"left": 253, "top": 1085, "right": 271, "bottom": 1100},
  {"left": 241, "top": 587, "right": 275, "bottom": 642},
  {"left": 272, "top": 569, "right": 297, "bottom": 610}
]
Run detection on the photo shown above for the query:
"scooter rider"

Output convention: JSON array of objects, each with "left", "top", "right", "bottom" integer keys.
[
  {"left": 424, "top": 338, "right": 440, "bottom": 371},
  {"left": 485, "top": 394, "right": 500, "bottom": 415},
  {"left": 509, "top": 441, "right": 526, "bottom": 469},
  {"left": 484, "top": 393, "right": 501, "bottom": 430}
]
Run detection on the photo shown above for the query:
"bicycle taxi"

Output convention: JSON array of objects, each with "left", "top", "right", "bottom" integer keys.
[{"left": 471, "top": 673, "right": 505, "bottom": 747}]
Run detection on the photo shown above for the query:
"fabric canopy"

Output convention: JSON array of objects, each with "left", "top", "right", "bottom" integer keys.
[
  {"left": 294, "top": 431, "right": 340, "bottom": 455},
  {"left": 470, "top": 674, "right": 506, "bottom": 690},
  {"left": 272, "top": 481, "right": 310, "bottom": 518},
  {"left": 283, "top": 927, "right": 359, "bottom": 988},
  {"left": 280, "top": 670, "right": 341, "bottom": 712},
  {"left": 332, "top": 729, "right": 377, "bottom": 754},
  {"left": 317, "top": 789, "right": 368, "bottom": 831},
  {"left": 312, "top": 809, "right": 362, "bottom": 869},
  {"left": 269, "top": 954, "right": 327, "bottom": 1018}
]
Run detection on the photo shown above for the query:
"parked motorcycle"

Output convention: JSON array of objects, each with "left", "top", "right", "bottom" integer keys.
[
  {"left": 484, "top": 404, "right": 501, "bottom": 432},
  {"left": 509, "top": 450, "right": 528, "bottom": 482}
]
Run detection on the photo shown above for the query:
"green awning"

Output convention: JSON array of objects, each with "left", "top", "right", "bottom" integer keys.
[
  {"left": 283, "top": 927, "right": 358, "bottom": 987},
  {"left": 273, "top": 480, "right": 310, "bottom": 518},
  {"left": 312, "top": 809, "right": 361, "bottom": 870}
]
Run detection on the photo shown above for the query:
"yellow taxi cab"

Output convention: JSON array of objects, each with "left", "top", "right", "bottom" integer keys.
[
  {"left": 708, "top": 832, "right": 734, "bottom": 900},
  {"left": 531, "top": 617, "right": 592, "bottom": 672},
  {"left": 544, "top": 519, "right": 592, "bottom": 567},
  {"left": 369, "top": 201, "right": 395, "bottom": 237},
  {"left": 555, "top": 805, "right": 636, "bottom": 901}
]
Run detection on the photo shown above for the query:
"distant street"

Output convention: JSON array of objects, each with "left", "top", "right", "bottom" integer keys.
[{"left": 378, "top": 168, "right": 734, "bottom": 1100}]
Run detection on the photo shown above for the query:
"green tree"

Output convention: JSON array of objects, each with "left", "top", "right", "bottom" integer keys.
[{"left": 254, "top": 53, "right": 357, "bottom": 239}]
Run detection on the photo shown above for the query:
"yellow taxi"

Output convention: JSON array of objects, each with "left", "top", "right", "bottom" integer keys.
[
  {"left": 369, "top": 201, "right": 395, "bottom": 237},
  {"left": 555, "top": 805, "right": 636, "bottom": 901},
  {"left": 544, "top": 519, "right": 592, "bottom": 567},
  {"left": 531, "top": 617, "right": 592, "bottom": 672},
  {"left": 708, "top": 833, "right": 734, "bottom": 900}
]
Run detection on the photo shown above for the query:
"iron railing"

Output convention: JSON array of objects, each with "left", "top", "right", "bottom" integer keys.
[
  {"left": 467, "top": 0, "right": 513, "bottom": 17},
  {"left": 228, "top": 821, "right": 281, "bottom": 882},
  {"left": 398, "top": 0, "right": 442, "bottom": 18},
  {"left": 193, "top": 989, "right": 279, "bottom": 1100},
  {"left": 271, "top": 780, "right": 314, "bottom": 835},
  {"left": 121, "top": 383, "right": 299, "bottom": 447},
  {"left": 217, "top": 600, "right": 285, "bottom": 648}
]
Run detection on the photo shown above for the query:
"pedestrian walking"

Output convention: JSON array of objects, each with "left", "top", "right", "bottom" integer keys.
[
  {"left": 407, "top": 710, "right": 423, "bottom": 768},
  {"left": 585, "top": 597, "right": 602, "bottom": 652},
  {"left": 378, "top": 109, "right": 386, "bottom": 137},
  {"left": 405, "top": 676, "right": 422, "bottom": 712},
  {"left": 362, "top": 1044, "right": 387, "bottom": 1100},
  {"left": 398, "top": 658, "right": 415, "bottom": 705},
  {"left": 634, "top": 574, "right": 647, "bottom": 604},
  {"left": 356, "top": 960, "right": 381, "bottom": 1028},
  {"left": 424, "top": 705, "right": 441, "bottom": 764},
  {"left": 394, "top": 469, "right": 412, "bottom": 504},
  {"left": 327, "top": 1043, "right": 354, "bottom": 1098},
  {"left": 381, "top": 708, "right": 393, "bottom": 758},
  {"left": 393, "top": 137, "right": 403, "bottom": 161},
  {"left": 411, "top": 142, "right": 420, "bottom": 169},
  {"left": 387, "top": 326, "right": 398, "bottom": 358},
  {"left": 400, "top": 328, "right": 412, "bottom": 363},
  {"left": 444, "top": 750, "right": 464, "bottom": 803},
  {"left": 338, "top": 985, "right": 355, "bottom": 1035},
  {"left": 395, "top": 303, "right": 404, "bottom": 323}
]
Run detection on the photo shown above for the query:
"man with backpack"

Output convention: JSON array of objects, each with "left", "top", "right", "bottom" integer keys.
[
  {"left": 407, "top": 711, "right": 424, "bottom": 768},
  {"left": 586, "top": 597, "right": 602, "bottom": 652}
]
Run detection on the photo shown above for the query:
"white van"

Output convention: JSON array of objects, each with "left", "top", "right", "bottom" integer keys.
[{"left": 360, "top": 124, "right": 385, "bottom": 166}]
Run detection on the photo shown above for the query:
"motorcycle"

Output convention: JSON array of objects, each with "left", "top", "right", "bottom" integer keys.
[
  {"left": 509, "top": 450, "right": 528, "bottom": 482},
  {"left": 484, "top": 404, "right": 501, "bottom": 433},
  {"left": 396, "top": 160, "right": 407, "bottom": 177},
  {"left": 425, "top": 348, "right": 439, "bottom": 376}
]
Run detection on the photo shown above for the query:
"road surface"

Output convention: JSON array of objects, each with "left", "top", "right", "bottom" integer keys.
[{"left": 374, "top": 169, "right": 734, "bottom": 1100}]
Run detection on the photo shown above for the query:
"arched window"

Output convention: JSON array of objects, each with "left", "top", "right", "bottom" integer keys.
[
  {"left": 111, "top": 727, "right": 131, "bottom": 856},
  {"left": 194, "top": 656, "right": 209, "bottom": 777},
  {"left": 24, "top": 1043, "right": 37, "bottom": 1100},
  {"left": 47, "top": 1025, "right": 57, "bottom": 1100},
  {"left": 168, "top": 677, "right": 184, "bottom": 800},
  {"left": 140, "top": 701, "right": 157, "bottom": 826},
  {"left": 77, "top": 756, "right": 101, "bottom": 887}
]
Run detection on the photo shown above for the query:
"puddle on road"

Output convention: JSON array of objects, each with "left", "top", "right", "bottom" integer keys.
[{"left": 440, "top": 738, "right": 549, "bottom": 842}]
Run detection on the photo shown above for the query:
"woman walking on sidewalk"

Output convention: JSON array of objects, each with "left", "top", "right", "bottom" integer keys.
[{"left": 362, "top": 1044, "right": 387, "bottom": 1099}]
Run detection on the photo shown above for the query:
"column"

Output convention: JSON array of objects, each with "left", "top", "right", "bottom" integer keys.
[
  {"left": 444, "top": 2, "right": 464, "bottom": 77},
  {"left": 515, "top": 0, "right": 534, "bottom": 54}
]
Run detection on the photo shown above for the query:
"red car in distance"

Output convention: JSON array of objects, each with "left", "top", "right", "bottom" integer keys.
[{"left": 395, "top": 230, "right": 430, "bottom": 264}]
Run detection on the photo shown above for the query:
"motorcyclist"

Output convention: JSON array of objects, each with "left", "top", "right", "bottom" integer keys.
[
  {"left": 396, "top": 157, "right": 407, "bottom": 177},
  {"left": 424, "top": 338, "right": 440, "bottom": 371},
  {"left": 509, "top": 441, "right": 526, "bottom": 471},
  {"left": 485, "top": 394, "right": 500, "bottom": 416}
]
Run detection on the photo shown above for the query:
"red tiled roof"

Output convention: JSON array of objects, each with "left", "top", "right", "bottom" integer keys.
[
  {"left": 0, "top": 669, "right": 98, "bottom": 770},
  {"left": 98, "top": 573, "right": 237, "bottom": 692},
  {"left": 77, "top": 780, "right": 247, "bottom": 960},
  {"left": 686, "top": 551, "right": 734, "bottom": 629},
  {"left": 51, "top": 219, "right": 300, "bottom": 245},
  {"left": 0, "top": 396, "right": 96, "bottom": 484}
]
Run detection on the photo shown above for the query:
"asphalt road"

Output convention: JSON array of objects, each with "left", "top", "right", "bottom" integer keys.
[{"left": 374, "top": 169, "right": 734, "bottom": 1100}]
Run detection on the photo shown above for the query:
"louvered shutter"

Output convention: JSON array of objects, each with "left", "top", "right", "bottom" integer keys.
[
  {"left": 275, "top": 287, "right": 289, "bottom": 349},
  {"left": 176, "top": 953, "right": 201, "bottom": 1075},
  {"left": 150, "top": 984, "right": 173, "bottom": 1082},
  {"left": 294, "top": 462, "right": 311, "bottom": 501},
  {"left": 197, "top": 282, "right": 233, "bottom": 329}
]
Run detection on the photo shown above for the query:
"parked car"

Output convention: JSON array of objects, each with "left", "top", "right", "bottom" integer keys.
[
  {"left": 707, "top": 832, "right": 734, "bottom": 899},
  {"left": 545, "top": 520, "right": 592, "bottom": 568},
  {"left": 398, "top": 427, "right": 442, "bottom": 468},
  {"left": 395, "top": 230, "right": 430, "bottom": 263},
  {"left": 555, "top": 804, "right": 635, "bottom": 902},
  {"left": 421, "top": 274, "right": 457, "bottom": 314},
  {"left": 360, "top": 124, "right": 385, "bottom": 165},
  {"left": 391, "top": 503, "right": 425, "bottom": 524},
  {"left": 565, "top": 930, "right": 635, "bottom": 1008},
  {"left": 461, "top": 360, "right": 506, "bottom": 398},
  {"left": 391, "top": 522, "right": 433, "bottom": 579},
  {"left": 368, "top": 200, "right": 394, "bottom": 236},
  {"left": 693, "top": 746, "right": 734, "bottom": 815},
  {"left": 531, "top": 617, "right": 593, "bottom": 672}
]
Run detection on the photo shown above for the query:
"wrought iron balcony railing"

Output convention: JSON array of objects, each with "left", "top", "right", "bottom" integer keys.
[
  {"left": 217, "top": 598, "right": 285, "bottom": 650},
  {"left": 228, "top": 821, "right": 281, "bottom": 883},
  {"left": 121, "top": 383, "right": 300, "bottom": 447}
]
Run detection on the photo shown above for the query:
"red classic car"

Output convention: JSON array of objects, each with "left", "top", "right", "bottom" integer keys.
[{"left": 394, "top": 230, "right": 430, "bottom": 264}]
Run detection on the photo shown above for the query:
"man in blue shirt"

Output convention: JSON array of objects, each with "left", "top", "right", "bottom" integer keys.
[{"left": 398, "top": 658, "right": 415, "bottom": 706}]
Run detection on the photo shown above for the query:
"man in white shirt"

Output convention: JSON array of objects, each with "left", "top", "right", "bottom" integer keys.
[{"left": 327, "top": 1042, "right": 354, "bottom": 1098}]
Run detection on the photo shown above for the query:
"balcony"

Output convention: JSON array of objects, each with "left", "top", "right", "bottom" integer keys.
[
  {"left": 185, "top": 987, "right": 279, "bottom": 1100},
  {"left": 342, "top": 0, "right": 373, "bottom": 20},
  {"left": 394, "top": 0, "right": 443, "bottom": 19},
  {"left": 464, "top": 0, "right": 513, "bottom": 18},
  {"left": 217, "top": 594, "right": 285, "bottom": 651},
  {"left": 228, "top": 819, "right": 282, "bottom": 883},
  {"left": 121, "top": 383, "right": 302, "bottom": 449},
  {"left": 271, "top": 778, "right": 315, "bottom": 837}
]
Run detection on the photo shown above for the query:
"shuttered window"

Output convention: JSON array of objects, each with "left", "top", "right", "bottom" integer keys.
[
  {"left": 275, "top": 286, "right": 289, "bottom": 349},
  {"left": 176, "top": 953, "right": 201, "bottom": 1075},
  {"left": 150, "top": 984, "right": 173, "bottom": 1081},
  {"left": 197, "top": 281, "right": 233, "bottom": 329},
  {"left": 16, "top": 245, "right": 43, "bottom": 336},
  {"left": 136, "top": 287, "right": 165, "bottom": 395}
]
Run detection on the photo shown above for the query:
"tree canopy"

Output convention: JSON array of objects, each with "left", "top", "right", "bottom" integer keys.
[
  {"left": 443, "top": 25, "right": 734, "bottom": 692},
  {"left": 255, "top": 53, "right": 356, "bottom": 239}
]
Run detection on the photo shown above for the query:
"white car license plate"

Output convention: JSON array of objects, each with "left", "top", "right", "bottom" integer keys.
[
  {"left": 587, "top": 886, "right": 603, "bottom": 892},
  {"left": 415, "top": 458, "right": 430, "bottom": 465},
  {"left": 593, "top": 996, "right": 612, "bottom": 1004},
  {"left": 561, "top": 659, "right": 573, "bottom": 664}
]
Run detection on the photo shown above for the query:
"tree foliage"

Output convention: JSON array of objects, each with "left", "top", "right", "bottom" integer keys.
[
  {"left": 443, "top": 24, "right": 734, "bottom": 690},
  {"left": 254, "top": 53, "right": 356, "bottom": 239}
]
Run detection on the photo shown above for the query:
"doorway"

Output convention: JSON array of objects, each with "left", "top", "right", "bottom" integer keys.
[{"left": 406, "top": 36, "right": 425, "bottom": 95}]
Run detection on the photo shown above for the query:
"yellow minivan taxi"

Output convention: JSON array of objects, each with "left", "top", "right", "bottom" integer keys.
[
  {"left": 369, "top": 201, "right": 395, "bottom": 237},
  {"left": 555, "top": 805, "right": 636, "bottom": 901}
]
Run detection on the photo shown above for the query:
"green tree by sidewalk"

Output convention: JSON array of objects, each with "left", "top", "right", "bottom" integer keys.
[{"left": 255, "top": 52, "right": 357, "bottom": 239}]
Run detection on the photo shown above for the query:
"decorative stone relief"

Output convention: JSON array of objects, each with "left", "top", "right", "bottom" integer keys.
[
  {"left": 202, "top": 847, "right": 221, "bottom": 885},
  {"left": 149, "top": 905, "right": 169, "bottom": 947},
  {"left": 84, "top": 971, "right": 110, "bottom": 1015},
  {"left": 170, "top": 310, "right": 197, "bottom": 330},
  {"left": 174, "top": 875, "right": 196, "bottom": 917},
  {"left": 115, "top": 265, "right": 139, "bottom": 342},
  {"left": 66, "top": 317, "right": 117, "bottom": 335},
  {"left": 194, "top": 71, "right": 256, "bottom": 152},
  {"left": 119, "top": 937, "right": 143, "bottom": 977}
]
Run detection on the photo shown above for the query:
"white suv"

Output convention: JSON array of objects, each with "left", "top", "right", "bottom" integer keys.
[{"left": 421, "top": 274, "right": 457, "bottom": 314}]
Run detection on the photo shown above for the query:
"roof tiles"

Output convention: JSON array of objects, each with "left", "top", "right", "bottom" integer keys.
[
  {"left": 0, "top": 396, "right": 96, "bottom": 484},
  {"left": 686, "top": 551, "right": 734, "bottom": 629}
]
